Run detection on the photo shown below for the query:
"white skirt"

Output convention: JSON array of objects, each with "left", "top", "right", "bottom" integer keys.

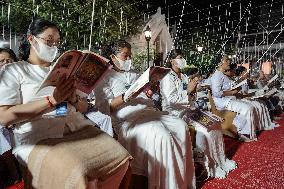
[
  {"left": 192, "top": 123, "right": 237, "bottom": 179},
  {"left": 114, "top": 109, "right": 196, "bottom": 189},
  {"left": 226, "top": 99, "right": 258, "bottom": 139},
  {"left": 242, "top": 99, "right": 275, "bottom": 131}
]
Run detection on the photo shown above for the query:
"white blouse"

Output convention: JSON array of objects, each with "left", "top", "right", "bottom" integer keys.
[
  {"left": 210, "top": 70, "right": 236, "bottom": 110},
  {"left": 0, "top": 61, "right": 93, "bottom": 162},
  {"left": 160, "top": 70, "right": 190, "bottom": 116},
  {"left": 95, "top": 70, "right": 153, "bottom": 120}
]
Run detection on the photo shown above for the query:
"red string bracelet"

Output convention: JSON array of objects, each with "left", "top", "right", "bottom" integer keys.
[{"left": 45, "top": 96, "right": 55, "bottom": 108}]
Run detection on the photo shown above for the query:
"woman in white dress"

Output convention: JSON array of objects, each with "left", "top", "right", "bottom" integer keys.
[
  {"left": 159, "top": 49, "right": 237, "bottom": 179},
  {"left": 230, "top": 66, "right": 276, "bottom": 131},
  {"left": 93, "top": 40, "right": 195, "bottom": 189},
  {"left": 0, "top": 18, "right": 132, "bottom": 189}
]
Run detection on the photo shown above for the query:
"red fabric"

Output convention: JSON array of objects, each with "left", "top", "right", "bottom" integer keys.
[
  {"left": 200, "top": 116, "right": 284, "bottom": 189},
  {"left": 5, "top": 182, "right": 24, "bottom": 189}
]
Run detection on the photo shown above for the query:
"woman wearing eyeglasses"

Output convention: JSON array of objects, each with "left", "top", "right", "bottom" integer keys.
[{"left": 0, "top": 18, "right": 132, "bottom": 189}]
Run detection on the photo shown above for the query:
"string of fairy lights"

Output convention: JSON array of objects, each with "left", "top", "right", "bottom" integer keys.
[
  {"left": 0, "top": 0, "right": 284, "bottom": 74},
  {"left": 0, "top": 0, "right": 149, "bottom": 49},
  {"left": 160, "top": 0, "right": 284, "bottom": 73}
]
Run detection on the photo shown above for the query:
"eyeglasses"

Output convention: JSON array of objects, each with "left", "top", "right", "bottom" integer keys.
[
  {"left": 0, "top": 58, "right": 13, "bottom": 64},
  {"left": 35, "top": 36, "right": 62, "bottom": 47}
]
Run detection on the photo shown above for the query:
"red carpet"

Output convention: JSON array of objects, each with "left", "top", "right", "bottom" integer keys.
[
  {"left": 6, "top": 182, "right": 24, "bottom": 189},
  {"left": 5, "top": 117, "right": 284, "bottom": 189},
  {"left": 200, "top": 116, "right": 284, "bottom": 189}
]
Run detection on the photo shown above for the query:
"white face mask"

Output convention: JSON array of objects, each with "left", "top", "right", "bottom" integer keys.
[
  {"left": 32, "top": 37, "right": 58, "bottom": 62},
  {"left": 175, "top": 58, "right": 187, "bottom": 69},
  {"left": 115, "top": 56, "right": 132, "bottom": 71}
]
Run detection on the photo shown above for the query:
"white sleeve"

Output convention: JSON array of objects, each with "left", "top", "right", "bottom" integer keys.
[
  {"left": 211, "top": 73, "right": 224, "bottom": 98},
  {"left": 160, "top": 73, "right": 188, "bottom": 105},
  {"left": 0, "top": 66, "right": 22, "bottom": 106},
  {"left": 93, "top": 79, "right": 114, "bottom": 115}
]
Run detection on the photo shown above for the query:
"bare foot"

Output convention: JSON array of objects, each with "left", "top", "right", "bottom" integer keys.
[{"left": 238, "top": 134, "right": 256, "bottom": 142}]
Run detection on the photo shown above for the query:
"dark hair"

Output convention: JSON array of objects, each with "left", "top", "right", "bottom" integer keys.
[
  {"left": 185, "top": 67, "right": 199, "bottom": 76},
  {"left": 101, "top": 40, "right": 131, "bottom": 59},
  {"left": 18, "top": 17, "right": 61, "bottom": 61},
  {"left": 166, "top": 49, "right": 184, "bottom": 68},
  {"left": 229, "top": 63, "right": 237, "bottom": 71},
  {"left": 235, "top": 66, "right": 247, "bottom": 76},
  {"left": 0, "top": 48, "right": 17, "bottom": 62},
  {"left": 205, "top": 69, "right": 214, "bottom": 78}
]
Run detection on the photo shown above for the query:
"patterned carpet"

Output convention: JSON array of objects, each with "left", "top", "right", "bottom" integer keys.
[{"left": 200, "top": 116, "right": 284, "bottom": 189}]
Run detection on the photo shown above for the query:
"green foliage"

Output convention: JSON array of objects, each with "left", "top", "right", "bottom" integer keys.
[
  {"left": 0, "top": 0, "right": 142, "bottom": 51},
  {"left": 178, "top": 28, "right": 236, "bottom": 74},
  {"left": 131, "top": 47, "right": 155, "bottom": 72}
]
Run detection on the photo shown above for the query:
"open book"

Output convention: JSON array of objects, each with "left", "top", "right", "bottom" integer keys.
[
  {"left": 182, "top": 108, "right": 221, "bottom": 131},
  {"left": 267, "top": 74, "right": 278, "bottom": 85},
  {"left": 250, "top": 88, "right": 278, "bottom": 100},
  {"left": 36, "top": 50, "right": 112, "bottom": 97},
  {"left": 124, "top": 66, "right": 171, "bottom": 101},
  {"left": 264, "top": 74, "right": 279, "bottom": 89},
  {"left": 231, "top": 79, "right": 247, "bottom": 90}
]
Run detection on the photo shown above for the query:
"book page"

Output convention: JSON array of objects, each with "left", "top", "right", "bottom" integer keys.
[
  {"left": 183, "top": 109, "right": 221, "bottom": 131},
  {"left": 267, "top": 74, "right": 278, "bottom": 84},
  {"left": 124, "top": 66, "right": 171, "bottom": 101},
  {"left": 36, "top": 50, "right": 111, "bottom": 95},
  {"left": 250, "top": 88, "right": 278, "bottom": 99},
  {"left": 37, "top": 50, "right": 83, "bottom": 92},
  {"left": 74, "top": 53, "right": 111, "bottom": 94},
  {"left": 124, "top": 67, "right": 151, "bottom": 100},
  {"left": 231, "top": 79, "right": 247, "bottom": 90}
]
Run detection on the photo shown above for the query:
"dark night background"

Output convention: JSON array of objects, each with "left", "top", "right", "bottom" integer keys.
[{"left": 139, "top": 0, "right": 284, "bottom": 49}]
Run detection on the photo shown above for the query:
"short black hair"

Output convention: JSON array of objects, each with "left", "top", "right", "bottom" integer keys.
[
  {"left": 165, "top": 49, "right": 184, "bottom": 68},
  {"left": 229, "top": 63, "right": 237, "bottom": 71},
  {"left": 101, "top": 40, "right": 131, "bottom": 58},
  {"left": 0, "top": 48, "right": 17, "bottom": 62},
  {"left": 235, "top": 66, "right": 247, "bottom": 76}
]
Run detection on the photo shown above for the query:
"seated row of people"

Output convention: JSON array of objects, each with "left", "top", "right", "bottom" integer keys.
[
  {"left": 209, "top": 56, "right": 277, "bottom": 142},
  {"left": 0, "top": 17, "right": 197, "bottom": 189},
  {"left": 0, "top": 17, "right": 282, "bottom": 189},
  {"left": 159, "top": 49, "right": 237, "bottom": 179}
]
